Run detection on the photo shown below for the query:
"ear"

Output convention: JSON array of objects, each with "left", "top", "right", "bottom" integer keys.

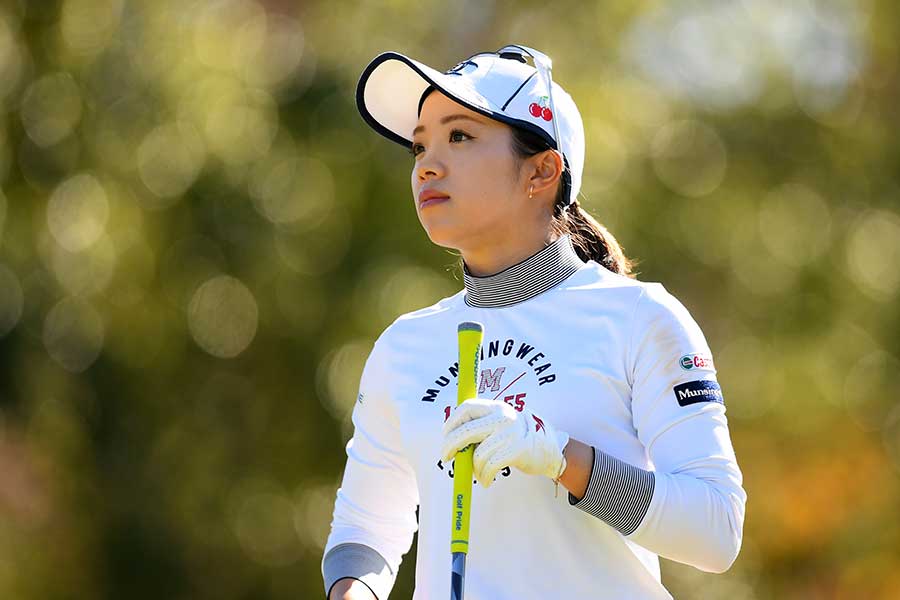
[{"left": 527, "top": 149, "right": 564, "bottom": 200}]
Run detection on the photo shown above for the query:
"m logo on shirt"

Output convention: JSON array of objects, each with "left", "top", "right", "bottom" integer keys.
[{"left": 479, "top": 367, "right": 507, "bottom": 393}]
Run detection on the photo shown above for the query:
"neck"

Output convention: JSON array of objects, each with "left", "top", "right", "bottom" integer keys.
[
  {"left": 462, "top": 233, "right": 586, "bottom": 308},
  {"left": 461, "top": 233, "right": 561, "bottom": 277}
]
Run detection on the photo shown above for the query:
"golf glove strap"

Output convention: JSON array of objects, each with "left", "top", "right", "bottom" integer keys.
[{"left": 440, "top": 398, "right": 570, "bottom": 491}]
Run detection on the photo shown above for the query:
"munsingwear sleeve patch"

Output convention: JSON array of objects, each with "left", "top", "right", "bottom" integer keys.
[{"left": 673, "top": 380, "right": 724, "bottom": 407}]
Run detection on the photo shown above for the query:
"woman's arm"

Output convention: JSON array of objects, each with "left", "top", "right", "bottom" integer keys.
[
  {"left": 329, "top": 578, "right": 378, "bottom": 600},
  {"left": 557, "top": 437, "right": 592, "bottom": 501},
  {"left": 557, "top": 285, "right": 745, "bottom": 575},
  {"left": 620, "top": 284, "right": 746, "bottom": 573},
  {"left": 321, "top": 336, "right": 418, "bottom": 599},
  {"left": 560, "top": 436, "right": 657, "bottom": 537}
]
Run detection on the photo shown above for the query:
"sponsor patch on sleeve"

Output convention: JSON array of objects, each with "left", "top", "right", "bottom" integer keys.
[
  {"left": 673, "top": 380, "right": 724, "bottom": 407},
  {"left": 679, "top": 352, "right": 715, "bottom": 371}
]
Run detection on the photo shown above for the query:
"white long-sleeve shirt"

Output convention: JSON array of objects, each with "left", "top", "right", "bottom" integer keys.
[{"left": 322, "top": 233, "right": 746, "bottom": 599}]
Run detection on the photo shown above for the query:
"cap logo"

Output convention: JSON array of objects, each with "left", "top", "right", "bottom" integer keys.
[
  {"left": 528, "top": 95, "right": 553, "bottom": 122},
  {"left": 446, "top": 60, "right": 478, "bottom": 76}
]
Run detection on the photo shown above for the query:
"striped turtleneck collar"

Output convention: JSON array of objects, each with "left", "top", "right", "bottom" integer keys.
[{"left": 462, "top": 234, "right": 586, "bottom": 308}]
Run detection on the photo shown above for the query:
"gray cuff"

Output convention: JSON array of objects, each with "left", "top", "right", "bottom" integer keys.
[
  {"left": 322, "top": 543, "right": 395, "bottom": 600},
  {"left": 567, "top": 446, "right": 655, "bottom": 535}
]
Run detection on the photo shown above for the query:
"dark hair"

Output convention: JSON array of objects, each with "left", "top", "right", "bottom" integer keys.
[{"left": 507, "top": 126, "right": 637, "bottom": 277}]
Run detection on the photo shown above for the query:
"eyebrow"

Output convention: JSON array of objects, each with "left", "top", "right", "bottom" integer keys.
[{"left": 412, "top": 114, "right": 485, "bottom": 138}]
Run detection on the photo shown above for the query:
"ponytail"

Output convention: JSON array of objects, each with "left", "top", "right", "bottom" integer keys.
[
  {"left": 550, "top": 200, "right": 636, "bottom": 277},
  {"left": 509, "top": 126, "right": 637, "bottom": 278}
]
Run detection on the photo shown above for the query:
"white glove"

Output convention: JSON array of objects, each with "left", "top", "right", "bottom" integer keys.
[{"left": 440, "top": 398, "right": 570, "bottom": 489}]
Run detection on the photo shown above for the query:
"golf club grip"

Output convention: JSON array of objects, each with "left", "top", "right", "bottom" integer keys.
[{"left": 450, "top": 321, "right": 483, "bottom": 600}]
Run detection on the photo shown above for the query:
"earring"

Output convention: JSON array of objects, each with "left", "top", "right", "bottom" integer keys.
[{"left": 528, "top": 185, "right": 534, "bottom": 199}]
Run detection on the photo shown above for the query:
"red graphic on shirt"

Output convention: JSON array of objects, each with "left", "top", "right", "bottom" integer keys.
[
  {"left": 491, "top": 371, "right": 527, "bottom": 413},
  {"left": 491, "top": 371, "right": 526, "bottom": 401},
  {"left": 532, "top": 414, "right": 546, "bottom": 433}
]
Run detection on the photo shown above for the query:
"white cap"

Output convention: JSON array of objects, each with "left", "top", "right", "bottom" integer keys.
[{"left": 356, "top": 44, "right": 585, "bottom": 208}]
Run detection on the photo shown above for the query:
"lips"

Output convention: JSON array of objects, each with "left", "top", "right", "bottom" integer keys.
[{"left": 418, "top": 189, "right": 450, "bottom": 207}]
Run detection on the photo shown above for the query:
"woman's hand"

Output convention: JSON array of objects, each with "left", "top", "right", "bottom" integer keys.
[{"left": 440, "top": 398, "right": 569, "bottom": 488}]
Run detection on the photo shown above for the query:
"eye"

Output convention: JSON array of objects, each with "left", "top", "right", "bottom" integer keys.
[
  {"left": 408, "top": 129, "right": 473, "bottom": 157},
  {"left": 449, "top": 129, "right": 472, "bottom": 143}
]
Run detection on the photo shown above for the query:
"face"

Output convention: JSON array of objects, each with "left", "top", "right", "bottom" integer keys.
[{"left": 410, "top": 90, "right": 530, "bottom": 250}]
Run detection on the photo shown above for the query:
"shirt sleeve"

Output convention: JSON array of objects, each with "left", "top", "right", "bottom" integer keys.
[
  {"left": 623, "top": 283, "right": 747, "bottom": 574},
  {"left": 321, "top": 334, "right": 420, "bottom": 598},
  {"left": 322, "top": 543, "right": 392, "bottom": 600}
]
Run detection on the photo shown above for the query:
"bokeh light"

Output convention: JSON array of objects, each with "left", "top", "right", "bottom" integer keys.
[
  {"left": 136, "top": 122, "right": 206, "bottom": 205},
  {"left": 59, "top": 0, "right": 123, "bottom": 61},
  {"left": 42, "top": 297, "right": 104, "bottom": 373},
  {"left": 758, "top": 183, "right": 832, "bottom": 267},
  {"left": 273, "top": 206, "right": 352, "bottom": 276},
  {"left": 651, "top": 119, "right": 727, "bottom": 197},
  {"left": 294, "top": 481, "right": 338, "bottom": 557},
  {"left": 187, "top": 275, "right": 259, "bottom": 359},
  {"left": 316, "top": 339, "right": 372, "bottom": 437},
  {"left": 46, "top": 173, "right": 109, "bottom": 252},
  {"left": 845, "top": 209, "right": 900, "bottom": 301},
  {"left": 229, "top": 478, "right": 303, "bottom": 568},
  {"left": 0, "top": 11, "right": 27, "bottom": 104},
  {"left": 249, "top": 155, "right": 334, "bottom": 227},
  {"left": 50, "top": 234, "right": 117, "bottom": 297},
  {"left": 843, "top": 351, "right": 900, "bottom": 433},
  {"left": 716, "top": 335, "right": 777, "bottom": 420},
  {"left": 20, "top": 73, "right": 82, "bottom": 148}
]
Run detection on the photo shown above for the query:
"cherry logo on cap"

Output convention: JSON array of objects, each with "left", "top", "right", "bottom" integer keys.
[{"left": 528, "top": 95, "right": 553, "bottom": 122}]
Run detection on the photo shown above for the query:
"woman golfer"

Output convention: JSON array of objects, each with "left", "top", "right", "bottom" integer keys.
[{"left": 322, "top": 44, "right": 746, "bottom": 600}]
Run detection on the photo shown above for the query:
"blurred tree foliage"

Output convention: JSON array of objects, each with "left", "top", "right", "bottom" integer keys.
[{"left": 0, "top": 0, "right": 898, "bottom": 598}]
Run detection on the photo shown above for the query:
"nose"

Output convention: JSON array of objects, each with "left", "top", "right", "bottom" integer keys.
[{"left": 415, "top": 153, "right": 444, "bottom": 182}]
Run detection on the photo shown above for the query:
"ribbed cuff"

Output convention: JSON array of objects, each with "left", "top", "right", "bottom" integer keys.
[
  {"left": 567, "top": 446, "right": 655, "bottom": 536},
  {"left": 323, "top": 543, "right": 394, "bottom": 600}
]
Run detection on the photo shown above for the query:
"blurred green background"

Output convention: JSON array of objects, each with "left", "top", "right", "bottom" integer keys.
[{"left": 0, "top": 0, "right": 898, "bottom": 598}]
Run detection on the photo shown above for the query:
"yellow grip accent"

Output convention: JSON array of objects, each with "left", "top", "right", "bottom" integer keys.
[{"left": 451, "top": 322, "right": 483, "bottom": 554}]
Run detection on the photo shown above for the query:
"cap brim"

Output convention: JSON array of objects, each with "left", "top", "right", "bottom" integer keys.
[{"left": 356, "top": 51, "right": 558, "bottom": 151}]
